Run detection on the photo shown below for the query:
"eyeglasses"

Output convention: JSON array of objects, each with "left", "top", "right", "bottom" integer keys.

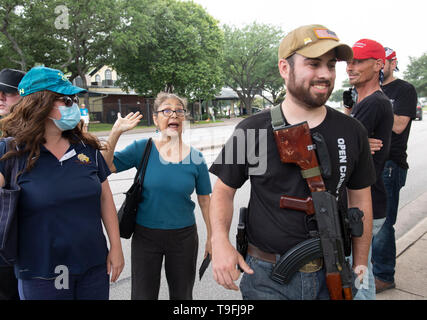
[
  {"left": 56, "top": 96, "right": 79, "bottom": 107},
  {"left": 155, "top": 108, "right": 186, "bottom": 117}
]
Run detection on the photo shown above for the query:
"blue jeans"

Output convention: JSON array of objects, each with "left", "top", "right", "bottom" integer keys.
[
  {"left": 18, "top": 264, "right": 109, "bottom": 300},
  {"left": 239, "top": 254, "right": 329, "bottom": 300},
  {"left": 372, "top": 160, "right": 407, "bottom": 283},
  {"left": 348, "top": 217, "right": 385, "bottom": 300}
]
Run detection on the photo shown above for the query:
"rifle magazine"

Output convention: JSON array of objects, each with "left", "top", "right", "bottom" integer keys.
[{"left": 271, "top": 237, "right": 323, "bottom": 284}]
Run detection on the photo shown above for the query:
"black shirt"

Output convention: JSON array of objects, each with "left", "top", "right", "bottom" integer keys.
[
  {"left": 381, "top": 79, "right": 418, "bottom": 169},
  {"left": 351, "top": 90, "right": 394, "bottom": 219},
  {"left": 210, "top": 106, "right": 375, "bottom": 254}
]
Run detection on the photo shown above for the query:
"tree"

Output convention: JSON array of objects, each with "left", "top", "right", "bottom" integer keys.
[
  {"left": 222, "top": 23, "right": 284, "bottom": 115},
  {"left": 110, "top": 0, "right": 224, "bottom": 101},
  {"left": 329, "top": 89, "right": 345, "bottom": 103},
  {"left": 404, "top": 52, "right": 427, "bottom": 97},
  {"left": 0, "top": 0, "right": 121, "bottom": 107},
  {"left": 261, "top": 43, "right": 286, "bottom": 105},
  {"left": 55, "top": 0, "right": 121, "bottom": 106},
  {"left": 0, "top": 0, "right": 69, "bottom": 71}
]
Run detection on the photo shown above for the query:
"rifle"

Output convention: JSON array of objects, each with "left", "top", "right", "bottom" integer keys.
[{"left": 272, "top": 121, "right": 354, "bottom": 300}]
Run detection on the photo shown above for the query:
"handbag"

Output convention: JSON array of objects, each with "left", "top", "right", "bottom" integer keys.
[
  {"left": 117, "top": 138, "right": 152, "bottom": 239},
  {"left": 0, "top": 137, "right": 23, "bottom": 265}
]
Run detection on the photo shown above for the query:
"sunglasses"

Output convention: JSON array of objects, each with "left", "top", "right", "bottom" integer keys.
[{"left": 56, "top": 96, "right": 79, "bottom": 107}]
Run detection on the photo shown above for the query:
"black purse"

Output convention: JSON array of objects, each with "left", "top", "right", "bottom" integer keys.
[
  {"left": 0, "top": 138, "right": 23, "bottom": 265},
  {"left": 117, "top": 138, "right": 152, "bottom": 239}
]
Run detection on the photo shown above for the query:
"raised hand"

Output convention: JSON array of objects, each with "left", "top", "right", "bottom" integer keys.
[{"left": 112, "top": 112, "right": 143, "bottom": 133}]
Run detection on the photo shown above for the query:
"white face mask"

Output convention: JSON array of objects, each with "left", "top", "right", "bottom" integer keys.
[{"left": 49, "top": 103, "right": 81, "bottom": 131}]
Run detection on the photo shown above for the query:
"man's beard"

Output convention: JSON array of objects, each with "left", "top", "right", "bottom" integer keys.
[
  {"left": 287, "top": 68, "right": 333, "bottom": 109},
  {"left": 383, "top": 65, "right": 392, "bottom": 82}
]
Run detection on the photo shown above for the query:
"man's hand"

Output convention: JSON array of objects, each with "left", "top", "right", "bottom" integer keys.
[
  {"left": 212, "top": 238, "right": 253, "bottom": 291},
  {"left": 368, "top": 138, "right": 383, "bottom": 154},
  {"left": 112, "top": 112, "right": 143, "bottom": 133}
]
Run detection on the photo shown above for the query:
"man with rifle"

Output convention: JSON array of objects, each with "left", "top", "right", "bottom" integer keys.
[{"left": 209, "top": 24, "right": 375, "bottom": 300}]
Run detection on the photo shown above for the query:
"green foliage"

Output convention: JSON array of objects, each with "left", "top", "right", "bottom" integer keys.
[
  {"left": 0, "top": 0, "right": 120, "bottom": 79},
  {"left": 110, "top": 0, "right": 224, "bottom": 101},
  {"left": 342, "top": 79, "right": 351, "bottom": 88},
  {"left": 222, "top": 22, "right": 284, "bottom": 114},
  {"left": 58, "top": 0, "right": 120, "bottom": 80},
  {"left": 0, "top": 0, "right": 69, "bottom": 70},
  {"left": 404, "top": 52, "right": 427, "bottom": 97},
  {"left": 329, "top": 89, "right": 345, "bottom": 103}
]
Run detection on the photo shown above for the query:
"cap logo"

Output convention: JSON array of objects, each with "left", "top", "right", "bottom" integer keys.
[
  {"left": 313, "top": 28, "right": 338, "bottom": 41},
  {"left": 353, "top": 42, "right": 367, "bottom": 48},
  {"left": 19, "top": 88, "right": 25, "bottom": 95},
  {"left": 58, "top": 72, "right": 68, "bottom": 81},
  {"left": 304, "top": 37, "right": 313, "bottom": 45}
]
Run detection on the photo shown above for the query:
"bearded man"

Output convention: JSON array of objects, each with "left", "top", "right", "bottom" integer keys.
[{"left": 208, "top": 25, "right": 375, "bottom": 300}]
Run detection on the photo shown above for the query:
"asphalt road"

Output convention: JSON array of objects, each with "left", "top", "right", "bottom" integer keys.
[{"left": 104, "top": 114, "right": 427, "bottom": 300}]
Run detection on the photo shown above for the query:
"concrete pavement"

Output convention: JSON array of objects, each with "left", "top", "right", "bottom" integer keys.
[
  {"left": 103, "top": 114, "right": 427, "bottom": 300},
  {"left": 376, "top": 191, "right": 427, "bottom": 300}
]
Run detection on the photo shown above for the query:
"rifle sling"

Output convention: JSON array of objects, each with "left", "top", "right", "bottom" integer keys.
[{"left": 270, "top": 104, "right": 287, "bottom": 130}]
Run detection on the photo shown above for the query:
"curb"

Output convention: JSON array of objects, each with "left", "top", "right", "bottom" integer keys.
[
  {"left": 395, "top": 190, "right": 427, "bottom": 257},
  {"left": 396, "top": 216, "right": 427, "bottom": 258}
]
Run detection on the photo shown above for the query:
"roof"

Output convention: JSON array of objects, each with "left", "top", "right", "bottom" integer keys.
[{"left": 214, "top": 87, "right": 239, "bottom": 100}]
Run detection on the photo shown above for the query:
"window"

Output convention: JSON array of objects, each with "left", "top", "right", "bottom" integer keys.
[
  {"left": 105, "top": 69, "right": 112, "bottom": 80},
  {"left": 95, "top": 74, "right": 101, "bottom": 83}
]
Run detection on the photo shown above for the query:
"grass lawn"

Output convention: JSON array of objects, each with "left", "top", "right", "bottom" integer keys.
[
  {"left": 88, "top": 119, "right": 224, "bottom": 132},
  {"left": 88, "top": 122, "right": 154, "bottom": 132}
]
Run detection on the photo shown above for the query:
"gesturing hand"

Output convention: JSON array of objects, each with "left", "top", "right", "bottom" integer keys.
[{"left": 112, "top": 112, "right": 143, "bottom": 133}]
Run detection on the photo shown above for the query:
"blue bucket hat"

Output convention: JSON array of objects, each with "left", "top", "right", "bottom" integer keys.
[{"left": 18, "top": 66, "right": 86, "bottom": 97}]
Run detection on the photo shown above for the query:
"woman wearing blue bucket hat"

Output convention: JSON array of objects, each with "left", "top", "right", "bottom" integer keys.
[{"left": 0, "top": 66, "right": 124, "bottom": 300}]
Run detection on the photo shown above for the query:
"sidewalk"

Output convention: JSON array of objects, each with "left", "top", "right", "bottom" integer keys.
[{"left": 376, "top": 191, "right": 427, "bottom": 300}]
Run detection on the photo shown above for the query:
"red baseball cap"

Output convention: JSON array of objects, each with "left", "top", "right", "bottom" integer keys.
[
  {"left": 352, "top": 39, "right": 385, "bottom": 63},
  {"left": 385, "top": 47, "right": 397, "bottom": 60},
  {"left": 384, "top": 47, "right": 399, "bottom": 71}
]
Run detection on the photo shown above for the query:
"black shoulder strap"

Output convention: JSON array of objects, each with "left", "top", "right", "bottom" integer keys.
[{"left": 134, "top": 138, "right": 152, "bottom": 184}]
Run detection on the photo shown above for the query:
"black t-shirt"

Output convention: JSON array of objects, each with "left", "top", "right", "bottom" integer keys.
[
  {"left": 351, "top": 90, "right": 394, "bottom": 219},
  {"left": 381, "top": 79, "right": 418, "bottom": 169},
  {"left": 209, "top": 106, "right": 375, "bottom": 254}
]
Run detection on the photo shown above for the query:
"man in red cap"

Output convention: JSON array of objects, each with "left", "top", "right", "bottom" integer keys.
[
  {"left": 371, "top": 47, "right": 418, "bottom": 293},
  {"left": 344, "top": 39, "right": 394, "bottom": 300}
]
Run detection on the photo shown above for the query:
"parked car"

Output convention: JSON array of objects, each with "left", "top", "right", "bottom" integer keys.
[{"left": 416, "top": 101, "right": 423, "bottom": 120}]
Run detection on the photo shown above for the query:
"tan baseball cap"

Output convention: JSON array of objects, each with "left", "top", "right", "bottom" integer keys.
[{"left": 278, "top": 24, "right": 353, "bottom": 61}]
